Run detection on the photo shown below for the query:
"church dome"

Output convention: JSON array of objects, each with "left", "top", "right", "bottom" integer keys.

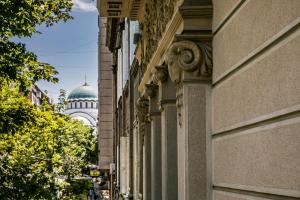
[{"left": 67, "top": 82, "right": 97, "bottom": 100}]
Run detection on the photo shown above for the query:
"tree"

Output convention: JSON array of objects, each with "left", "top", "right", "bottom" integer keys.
[
  {"left": 0, "top": 1, "right": 99, "bottom": 198},
  {"left": 0, "top": 81, "right": 97, "bottom": 199},
  {"left": 56, "top": 89, "right": 67, "bottom": 113},
  {"left": 0, "top": 0, "right": 73, "bottom": 92}
]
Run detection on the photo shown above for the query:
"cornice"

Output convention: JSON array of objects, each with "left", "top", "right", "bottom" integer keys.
[
  {"left": 138, "top": 3, "right": 213, "bottom": 93},
  {"left": 138, "top": 9, "right": 182, "bottom": 93},
  {"left": 179, "top": 5, "right": 213, "bottom": 19}
]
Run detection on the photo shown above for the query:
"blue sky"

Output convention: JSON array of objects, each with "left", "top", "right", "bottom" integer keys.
[{"left": 14, "top": 0, "right": 99, "bottom": 102}]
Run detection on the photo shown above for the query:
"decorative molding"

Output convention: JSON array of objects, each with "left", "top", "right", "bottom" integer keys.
[
  {"left": 153, "top": 65, "right": 168, "bottom": 84},
  {"left": 137, "top": 2, "right": 213, "bottom": 93},
  {"left": 158, "top": 99, "right": 176, "bottom": 112},
  {"left": 179, "top": 5, "right": 213, "bottom": 19},
  {"left": 176, "top": 83, "right": 183, "bottom": 127},
  {"left": 140, "top": 0, "right": 177, "bottom": 75},
  {"left": 138, "top": 10, "right": 182, "bottom": 93},
  {"left": 165, "top": 40, "right": 212, "bottom": 83}
]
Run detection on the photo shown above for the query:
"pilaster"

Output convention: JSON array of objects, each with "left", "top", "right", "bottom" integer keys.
[
  {"left": 136, "top": 96, "right": 151, "bottom": 200},
  {"left": 145, "top": 83, "right": 162, "bottom": 200},
  {"left": 165, "top": 36, "right": 213, "bottom": 200},
  {"left": 154, "top": 65, "right": 178, "bottom": 200}
]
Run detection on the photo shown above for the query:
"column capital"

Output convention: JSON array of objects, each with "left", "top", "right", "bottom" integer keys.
[
  {"left": 153, "top": 65, "right": 168, "bottom": 84},
  {"left": 165, "top": 39, "right": 212, "bottom": 84},
  {"left": 136, "top": 96, "right": 149, "bottom": 123},
  {"left": 145, "top": 83, "right": 161, "bottom": 117},
  {"left": 145, "top": 83, "right": 158, "bottom": 98}
]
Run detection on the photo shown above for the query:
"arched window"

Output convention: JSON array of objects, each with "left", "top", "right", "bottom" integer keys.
[
  {"left": 75, "top": 102, "right": 77, "bottom": 109},
  {"left": 80, "top": 102, "right": 82, "bottom": 108},
  {"left": 91, "top": 102, "right": 94, "bottom": 108},
  {"left": 86, "top": 102, "right": 88, "bottom": 108}
]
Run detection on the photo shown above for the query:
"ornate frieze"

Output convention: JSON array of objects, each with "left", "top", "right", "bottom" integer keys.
[
  {"left": 140, "top": 0, "right": 177, "bottom": 75},
  {"left": 165, "top": 40, "right": 212, "bottom": 83}
]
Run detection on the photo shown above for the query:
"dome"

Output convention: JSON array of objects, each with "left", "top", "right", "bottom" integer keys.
[
  {"left": 67, "top": 82, "right": 97, "bottom": 100},
  {"left": 73, "top": 116, "right": 92, "bottom": 126}
]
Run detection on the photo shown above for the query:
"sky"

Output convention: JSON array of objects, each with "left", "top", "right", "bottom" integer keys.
[{"left": 14, "top": 0, "right": 99, "bottom": 103}]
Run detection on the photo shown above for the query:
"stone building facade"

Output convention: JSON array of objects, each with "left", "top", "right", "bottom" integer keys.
[
  {"left": 28, "top": 84, "right": 50, "bottom": 106},
  {"left": 97, "top": 0, "right": 300, "bottom": 199}
]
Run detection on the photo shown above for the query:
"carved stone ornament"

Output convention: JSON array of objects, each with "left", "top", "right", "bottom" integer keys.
[
  {"left": 153, "top": 65, "right": 168, "bottom": 84},
  {"left": 140, "top": 0, "right": 177, "bottom": 74},
  {"left": 145, "top": 83, "right": 158, "bottom": 98},
  {"left": 176, "top": 83, "right": 183, "bottom": 127},
  {"left": 136, "top": 96, "right": 149, "bottom": 123},
  {"left": 165, "top": 40, "right": 212, "bottom": 83}
]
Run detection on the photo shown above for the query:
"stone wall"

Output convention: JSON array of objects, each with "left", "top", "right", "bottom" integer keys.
[
  {"left": 98, "top": 17, "right": 114, "bottom": 170},
  {"left": 98, "top": 0, "right": 300, "bottom": 199},
  {"left": 212, "top": 0, "right": 300, "bottom": 199}
]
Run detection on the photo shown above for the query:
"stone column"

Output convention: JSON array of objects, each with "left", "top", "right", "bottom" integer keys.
[
  {"left": 165, "top": 39, "right": 213, "bottom": 200},
  {"left": 154, "top": 66, "right": 178, "bottom": 200},
  {"left": 143, "top": 122, "right": 151, "bottom": 200},
  {"left": 133, "top": 118, "right": 139, "bottom": 200},
  {"left": 136, "top": 97, "right": 151, "bottom": 200},
  {"left": 145, "top": 83, "right": 162, "bottom": 200}
]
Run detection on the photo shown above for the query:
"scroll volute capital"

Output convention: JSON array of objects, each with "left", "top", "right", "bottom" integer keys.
[{"left": 165, "top": 40, "right": 212, "bottom": 84}]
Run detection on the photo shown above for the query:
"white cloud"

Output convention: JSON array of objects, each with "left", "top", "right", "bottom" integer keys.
[{"left": 72, "top": 0, "right": 97, "bottom": 12}]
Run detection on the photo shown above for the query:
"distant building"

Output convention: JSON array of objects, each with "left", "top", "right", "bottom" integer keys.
[
  {"left": 65, "top": 82, "right": 98, "bottom": 128},
  {"left": 28, "top": 85, "right": 50, "bottom": 106}
]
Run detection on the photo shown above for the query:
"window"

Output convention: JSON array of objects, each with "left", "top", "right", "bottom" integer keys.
[
  {"left": 75, "top": 102, "right": 77, "bottom": 109},
  {"left": 80, "top": 102, "right": 82, "bottom": 108},
  {"left": 86, "top": 102, "right": 88, "bottom": 108},
  {"left": 91, "top": 102, "right": 94, "bottom": 108}
]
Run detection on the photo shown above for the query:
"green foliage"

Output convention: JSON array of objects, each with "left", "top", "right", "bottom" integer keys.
[
  {"left": 0, "top": 81, "right": 97, "bottom": 199},
  {"left": 0, "top": 1, "right": 98, "bottom": 199},
  {"left": 58, "top": 178, "right": 93, "bottom": 199},
  {"left": 55, "top": 89, "right": 67, "bottom": 113},
  {"left": 0, "top": 0, "right": 73, "bottom": 92},
  {"left": 0, "top": 0, "right": 73, "bottom": 38},
  {"left": 0, "top": 41, "right": 59, "bottom": 92}
]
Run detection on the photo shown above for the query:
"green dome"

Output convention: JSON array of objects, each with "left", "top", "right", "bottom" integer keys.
[{"left": 67, "top": 83, "right": 97, "bottom": 100}]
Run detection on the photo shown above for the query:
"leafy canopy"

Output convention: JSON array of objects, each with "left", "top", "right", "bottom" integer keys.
[
  {"left": 0, "top": 80, "right": 97, "bottom": 199},
  {"left": 0, "top": 0, "right": 99, "bottom": 199},
  {"left": 0, "top": 0, "right": 73, "bottom": 91}
]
